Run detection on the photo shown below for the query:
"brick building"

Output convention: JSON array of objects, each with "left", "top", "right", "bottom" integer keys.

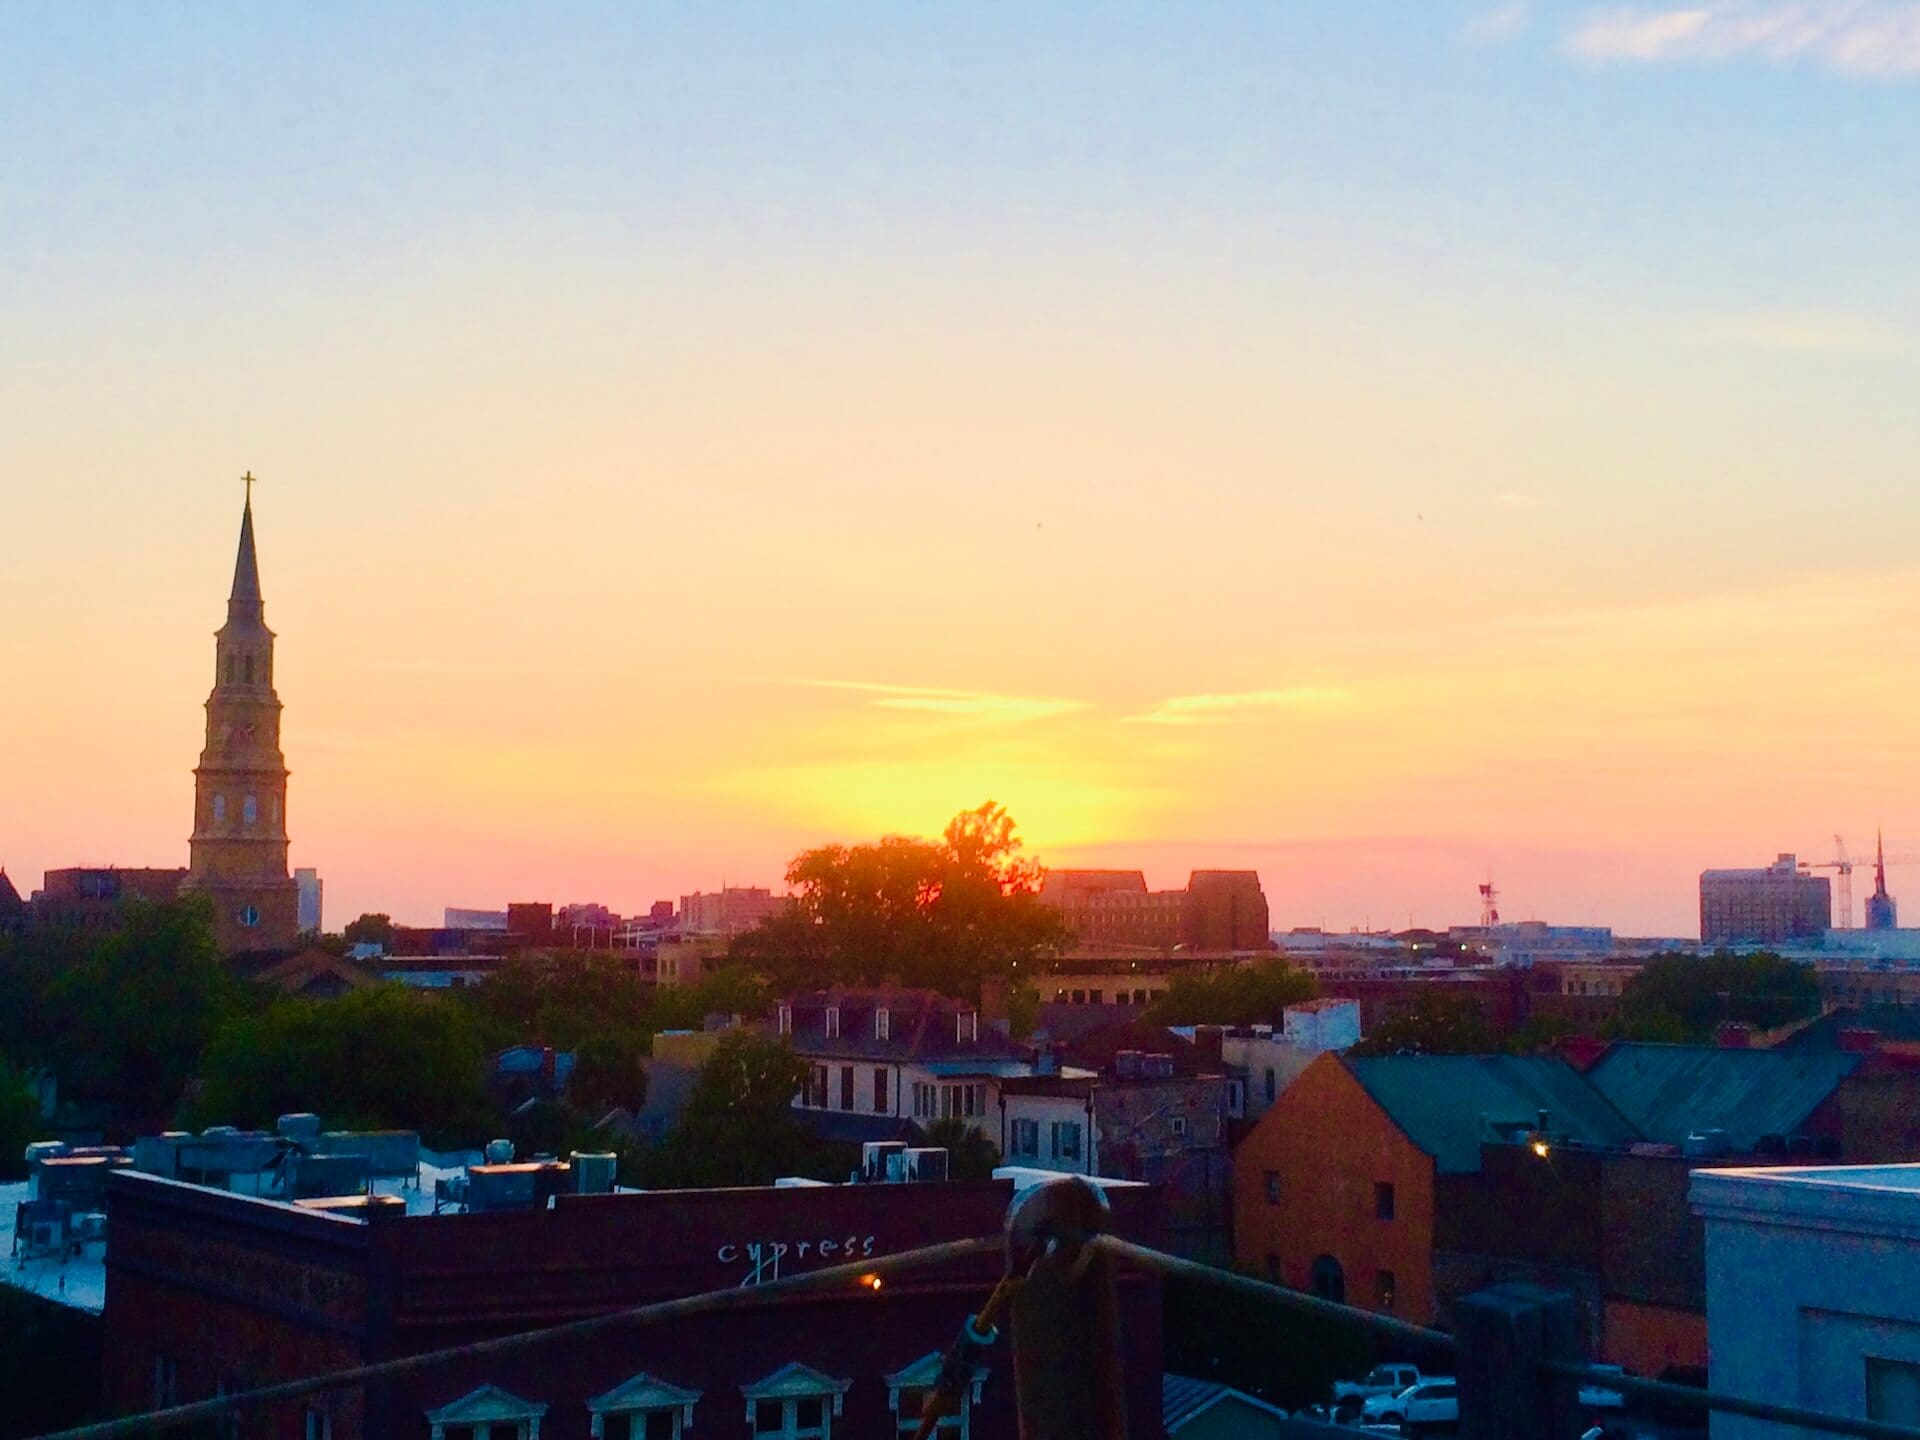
[
  {"left": 103, "top": 1168, "right": 1166, "bottom": 1440},
  {"left": 1038, "top": 870, "right": 1271, "bottom": 953},
  {"left": 30, "top": 866, "right": 188, "bottom": 931}
]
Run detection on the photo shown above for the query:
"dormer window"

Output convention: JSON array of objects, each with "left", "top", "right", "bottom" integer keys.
[
  {"left": 875, "top": 1008, "right": 890, "bottom": 1041},
  {"left": 825, "top": 1006, "right": 840, "bottom": 1040},
  {"left": 741, "top": 1363, "right": 850, "bottom": 1440},
  {"left": 888, "top": 1351, "right": 986, "bottom": 1437},
  {"left": 589, "top": 1373, "right": 701, "bottom": 1440},
  {"left": 777, "top": 1004, "right": 792, "bottom": 1036},
  {"left": 425, "top": 1385, "right": 547, "bottom": 1440},
  {"left": 956, "top": 1011, "right": 977, "bottom": 1044}
]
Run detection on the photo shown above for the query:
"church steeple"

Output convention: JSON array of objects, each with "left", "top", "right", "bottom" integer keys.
[
  {"left": 228, "top": 477, "right": 264, "bottom": 623},
  {"left": 184, "top": 474, "right": 298, "bottom": 956}
]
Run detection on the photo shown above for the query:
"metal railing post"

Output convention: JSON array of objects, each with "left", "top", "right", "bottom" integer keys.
[
  {"left": 1006, "top": 1178, "right": 1128, "bottom": 1440},
  {"left": 1455, "top": 1283, "right": 1582, "bottom": 1440}
]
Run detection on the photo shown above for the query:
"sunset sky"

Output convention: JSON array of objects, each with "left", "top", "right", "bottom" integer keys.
[{"left": 5, "top": 3, "right": 1920, "bottom": 935}]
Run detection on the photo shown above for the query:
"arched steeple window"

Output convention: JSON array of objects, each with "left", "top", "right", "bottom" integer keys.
[
  {"left": 225, "top": 653, "right": 235, "bottom": 685},
  {"left": 212, "top": 795, "right": 226, "bottom": 825},
  {"left": 244, "top": 654, "right": 254, "bottom": 685}
]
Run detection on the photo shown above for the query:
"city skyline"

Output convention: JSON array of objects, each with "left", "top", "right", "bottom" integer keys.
[{"left": 6, "top": 4, "right": 1920, "bottom": 932}]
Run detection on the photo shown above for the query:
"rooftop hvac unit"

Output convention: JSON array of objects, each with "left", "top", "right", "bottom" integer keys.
[
  {"left": 24, "top": 1141, "right": 69, "bottom": 1168},
  {"left": 74, "top": 1211, "right": 108, "bottom": 1245},
  {"left": 484, "top": 1138, "right": 516, "bottom": 1165},
  {"left": 1683, "top": 1129, "right": 1732, "bottom": 1158},
  {"left": 861, "top": 1141, "right": 907, "bottom": 1183},
  {"left": 571, "top": 1151, "right": 618, "bottom": 1195},
  {"left": 291, "top": 1153, "right": 372, "bottom": 1200},
  {"left": 201, "top": 1125, "right": 241, "bottom": 1140},
  {"left": 434, "top": 1173, "right": 469, "bottom": 1211},
  {"left": 904, "top": 1147, "right": 949, "bottom": 1183},
  {"left": 276, "top": 1112, "right": 322, "bottom": 1144},
  {"left": 884, "top": 1150, "right": 911, "bottom": 1184}
]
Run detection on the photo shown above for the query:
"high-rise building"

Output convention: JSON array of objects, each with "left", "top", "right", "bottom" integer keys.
[
  {"left": 295, "top": 868, "right": 323, "bottom": 933},
  {"left": 180, "top": 483, "right": 300, "bottom": 956},
  {"left": 1699, "top": 854, "right": 1831, "bottom": 945}
]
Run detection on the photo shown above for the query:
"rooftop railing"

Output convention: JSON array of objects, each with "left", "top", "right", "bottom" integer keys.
[{"left": 22, "top": 1176, "right": 1920, "bottom": 1440}]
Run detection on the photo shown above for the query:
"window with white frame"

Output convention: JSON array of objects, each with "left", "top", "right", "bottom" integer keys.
[
  {"left": 825, "top": 1006, "right": 840, "bottom": 1040},
  {"left": 875, "top": 1007, "right": 890, "bottom": 1041},
  {"left": 588, "top": 1373, "right": 701, "bottom": 1440},
  {"left": 740, "top": 1364, "right": 850, "bottom": 1440},
  {"left": 887, "top": 1351, "right": 987, "bottom": 1438},
  {"left": 425, "top": 1384, "right": 547, "bottom": 1440},
  {"left": 956, "top": 1011, "right": 977, "bottom": 1043},
  {"left": 778, "top": 1004, "right": 792, "bottom": 1035}
]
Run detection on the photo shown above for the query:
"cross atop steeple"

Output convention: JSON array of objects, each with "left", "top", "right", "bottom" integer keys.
[{"left": 242, "top": 470, "right": 256, "bottom": 508}]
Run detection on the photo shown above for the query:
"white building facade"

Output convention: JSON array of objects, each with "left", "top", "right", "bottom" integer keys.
[{"left": 1693, "top": 1163, "right": 1920, "bottom": 1438}]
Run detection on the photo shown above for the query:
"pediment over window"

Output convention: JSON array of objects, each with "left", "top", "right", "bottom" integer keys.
[
  {"left": 886, "top": 1352, "right": 988, "bottom": 1407},
  {"left": 426, "top": 1385, "right": 549, "bottom": 1425},
  {"left": 740, "top": 1361, "right": 852, "bottom": 1418},
  {"left": 589, "top": 1372, "right": 702, "bottom": 1419}
]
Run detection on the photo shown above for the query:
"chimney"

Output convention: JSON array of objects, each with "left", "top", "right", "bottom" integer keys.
[
  {"left": 1714, "top": 1022, "right": 1754, "bottom": 1049},
  {"left": 1193, "top": 1025, "right": 1225, "bottom": 1065},
  {"left": 980, "top": 975, "right": 1011, "bottom": 1027}
]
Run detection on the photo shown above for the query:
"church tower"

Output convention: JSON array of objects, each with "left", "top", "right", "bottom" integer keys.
[{"left": 183, "top": 479, "right": 300, "bottom": 955}]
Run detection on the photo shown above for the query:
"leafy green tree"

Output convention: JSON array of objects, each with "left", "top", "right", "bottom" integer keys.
[
  {"left": 925, "top": 1117, "right": 1001, "bottom": 1179},
  {"left": 1142, "top": 960, "right": 1317, "bottom": 1027},
  {"left": 1616, "top": 950, "right": 1820, "bottom": 1043},
  {"left": 730, "top": 802, "right": 1068, "bottom": 999},
  {"left": 0, "top": 1054, "right": 40, "bottom": 1181},
  {"left": 342, "top": 912, "right": 395, "bottom": 948},
  {"left": 195, "top": 985, "right": 492, "bottom": 1145},
  {"left": 454, "top": 949, "right": 656, "bottom": 1053},
  {"left": 47, "top": 896, "right": 250, "bottom": 1130},
  {"left": 628, "top": 1033, "right": 847, "bottom": 1189},
  {"left": 1348, "top": 992, "right": 1504, "bottom": 1057},
  {"left": 570, "top": 1030, "right": 649, "bottom": 1118},
  {"left": 1506, "top": 1013, "right": 1580, "bottom": 1055}
]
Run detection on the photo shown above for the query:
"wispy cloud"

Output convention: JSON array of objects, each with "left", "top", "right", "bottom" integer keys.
[
  {"left": 759, "top": 678, "right": 1086, "bottom": 724},
  {"left": 1464, "top": 2, "right": 1534, "bottom": 46},
  {"left": 1683, "top": 307, "right": 1913, "bottom": 353},
  {"left": 1496, "top": 490, "right": 1545, "bottom": 510},
  {"left": 1566, "top": 2, "right": 1920, "bottom": 76},
  {"left": 1123, "top": 687, "right": 1354, "bottom": 727}
]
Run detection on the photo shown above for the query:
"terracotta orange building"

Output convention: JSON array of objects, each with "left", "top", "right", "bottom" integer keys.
[{"left": 1232, "top": 1053, "right": 1638, "bottom": 1329}]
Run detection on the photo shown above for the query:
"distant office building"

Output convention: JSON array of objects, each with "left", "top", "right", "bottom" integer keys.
[
  {"left": 1700, "top": 854, "right": 1831, "bottom": 944},
  {"left": 32, "top": 867, "right": 188, "bottom": 931},
  {"left": 443, "top": 907, "right": 508, "bottom": 931},
  {"left": 1448, "top": 921, "right": 1614, "bottom": 967},
  {"left": 1040, "top": 870, "right": 1271, "bottom": 952},
  {"left": 295, "top": 869, "right": 323, "bottom": 933},
  {"left": 679, "top": 886, "right": 789, "bottom": 936}
]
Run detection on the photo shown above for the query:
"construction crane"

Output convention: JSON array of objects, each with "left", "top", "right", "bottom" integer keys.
[{"left": 1808, "top": 835, "right": 1920, "bottom": 928}]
